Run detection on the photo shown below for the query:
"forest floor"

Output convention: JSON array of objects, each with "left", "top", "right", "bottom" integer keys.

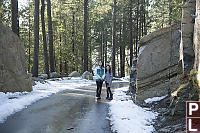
[{"left": 0, "top": 77, "right": 160, "bottom": 133}]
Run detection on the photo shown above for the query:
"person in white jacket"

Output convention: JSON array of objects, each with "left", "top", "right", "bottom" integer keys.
[{"left": 95, "top": 61, "right": 105, "bottom": 99}]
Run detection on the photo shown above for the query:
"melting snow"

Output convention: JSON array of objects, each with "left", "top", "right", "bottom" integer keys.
[
  {"left": 109, "top": 87, "right": 157, "bottom": 133},
  {"left": 144, "top": 95, "right": 168, "bottom": 104},
  {"left": 0, "top": 77, "right": 94, "bottom": 123}
]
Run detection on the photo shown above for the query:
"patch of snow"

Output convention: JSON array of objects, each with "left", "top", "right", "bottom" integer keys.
[
  {"left": 0, "top": 77, "right": 94, "bottom": 123},
  {"left": 120, "top": 76, "right": 130, "bottom": 81},
  {"left": 109, "top": 87, "right": 157, "bottom": 133},
  {"left": 144, "top": 95, "right": 168, "bottom": 104},
  {"left": 138, "top": 45, "right": 146, "bottom": 57}
]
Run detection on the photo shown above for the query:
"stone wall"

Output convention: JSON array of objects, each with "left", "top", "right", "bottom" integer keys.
[
  {"left": 136, "top": 24, "right": 181, "bottom": 101},
  {"left": 0, "top": 23, "right": 32, "bottom": 92}
]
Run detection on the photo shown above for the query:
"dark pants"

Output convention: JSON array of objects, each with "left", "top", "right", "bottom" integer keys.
[
  {"left": 96, "top": 80, "right": 103, "bottom": 97},
  {"left": 105, "top": 82, "right": 112, "bottom": 98}
]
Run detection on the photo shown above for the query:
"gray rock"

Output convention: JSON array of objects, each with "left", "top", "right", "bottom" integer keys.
[
  {"left": 50, "top": 72, "right": 61, "bottom": 78},
  {"left": 38, "top": 74, "right": 48, "bottom": 80},
  {"left": 136, "top": 24, "right": 181, "bottom": 101},
  {"left": 158, "top": 124, "right": 184, "bottom": 133},
  {"left": 0, "top": 23, "right": 32, "bottom": 92},
  {"left": 82, "top": 71, "right": 93, "bottom": 80},
  {"left": 68, "top": 71, "right": 80, "bottom": 77}
]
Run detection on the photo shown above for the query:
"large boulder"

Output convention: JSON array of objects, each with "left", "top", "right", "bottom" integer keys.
[
  {"left": 82, "top": 71, "right": 93, "bottom": 80},
  {"left": 136, "top": 23, "right": 181, "bottom": 101},
  {"left": 50, "top": 72, "right": 61, "bottom": 78},
  {"left": 68, "top": 71, "right": 80, "bottom": 77},
  {"left": 0, "top": 23, "right": 32, "bottom": 92}
]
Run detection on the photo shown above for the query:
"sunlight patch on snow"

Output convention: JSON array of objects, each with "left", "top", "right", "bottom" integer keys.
[{"left": 109, "top": 87, "right": 157, "bottom": 133}]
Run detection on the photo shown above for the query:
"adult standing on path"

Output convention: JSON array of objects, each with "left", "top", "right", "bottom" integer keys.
[
  {"left": 105, "top": 65, "right": 113, "bottom": 100},
  {"left": 95, "top": 61, "right": 105, "bottom": 99}
]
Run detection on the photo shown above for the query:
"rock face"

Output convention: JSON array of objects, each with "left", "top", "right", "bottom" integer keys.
[
  {"left": 68, "top": 71, "right": 80, "bottom": 77},
  {"left": 194, "top": 0, "right": 200, "bottom": 76},
  {"left": 193, "top": 0, "right": 200, "bottom": 100},
  {"left": 136, "top": 24, "right": 181, "bottom": 101},
  {"left": 82, "top": 71, "right": 93, "bottom": 80},
  {"left": 180, "top": 0, "right": 196, "bottom": 75},
  {"left": 0, "top": 23, "right": 32, "bottom": 92},
  {"left": 132, "top": 1, "right": 200, "bottom": 132}
]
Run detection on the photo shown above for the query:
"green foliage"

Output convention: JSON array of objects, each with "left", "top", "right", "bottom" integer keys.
[
  {"left": 149, "top": 0, "right": 182, "bottom": 32},
  {"left": 1, "top": 0, "right": 183, "bottom": 76},
  {"left": 0, "top": 0, "right": 11, "bottom": 26}
]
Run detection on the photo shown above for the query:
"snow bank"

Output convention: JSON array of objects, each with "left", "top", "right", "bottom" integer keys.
[
  {"left": 144, "top": 95, "right": 168, "bottom": 104},
  {"left": 0, "top": 77, "right": 94, "bottom": 123},
  {"left": 120, "top": 76, "right": 130, "bottom": 82},
  {"left": 109, "top": 87, "right": 157, "bottom": 133}
]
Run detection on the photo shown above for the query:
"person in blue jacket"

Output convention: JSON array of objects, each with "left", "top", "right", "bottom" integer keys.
[{"left": 95, "top": 60, "right": 105, "bottom": 99}]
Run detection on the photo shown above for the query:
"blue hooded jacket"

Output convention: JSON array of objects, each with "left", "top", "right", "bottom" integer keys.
[{"left": 95, "top": 66, "right": 105, "bottom": 81}]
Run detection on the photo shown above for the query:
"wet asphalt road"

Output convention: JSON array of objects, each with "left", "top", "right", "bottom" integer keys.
[{"left": 0, "top": 82, "right": 128, "bottom": 133}]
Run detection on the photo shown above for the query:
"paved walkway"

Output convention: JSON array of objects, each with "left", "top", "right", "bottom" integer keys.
[{"left": 0, "top": 82, "right": 128, "bottom": 133}]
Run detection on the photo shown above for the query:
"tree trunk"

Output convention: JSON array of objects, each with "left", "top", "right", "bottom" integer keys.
[
  {"left": 58, "top": 5, "right": 62, "bottom": 74},
  {"left": 105, "top": 40, "right": 107, "bottom": 66},
  {"left": 28, "top": 1, "right": 31, "bottom": 73},
  {"left": 102, "top": 32, "right": 104, "bottom": 66},
  {"left": 64, "top": 19, "right": 67, "bottom": 74},
  {"left": 11, "top": 0, "right": 19, "bottom": 36},
  {"left": 117, "top": 52, "right": 120, "bottom": 77},
  {"left": 121, "top": 11, "right": 126, "bottom": 77},
  {"left": 141, "top": 0, "right": 144, "bottom": 37},
  {"left": 72, "top": 11, "right": 75, "bottom": 71},
  {"left": 83, "top": 0, "right": 88, "bottom": 72},
  {"left": 90, "top": 41, "right": 92, "bottom": 72},
  {"left": 135, "top": 0, "right": 139, "bottom": 58},
  {"left": 100, "top": 31, "right": 103, "bottom": 62},
  {"left": 169, "top": 0, "right": 172, "bottom": 25},
  {"left": 41, "top": 0, "right": 50, "bottom": 78},
  {"left": 138, "top": 1, "right": 141, "bottom": 41},
  {"left": 47, "top": 0, "right": 55, "bottom": 72},
  {"left": 64, "top": 60, "right": 68, "bottom": 75},
  {"left": 143, "top": 0, "right": 147, "bottom": 35},
  {"left": 119, "top": 15, "right": 123, "bottom": 78},
  {"left": 112, "top": 0, "right": 117, "bottom": 77},
  {"left": 32, "top": 0, "right": 40, "bottom": 77},
  {"left": 60, "top": 34, "right": 62, "bottom": 74},
  {"left": 129, "top": 0, "right": 133, "bottom": 67}
]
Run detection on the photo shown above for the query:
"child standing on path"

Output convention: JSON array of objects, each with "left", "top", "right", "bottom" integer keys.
[
  {"left": 105, "top": 65, "right": 113, "bottom": 100},
  {"left": 95, "top": 61, "right": 105, "bottom": 99}
]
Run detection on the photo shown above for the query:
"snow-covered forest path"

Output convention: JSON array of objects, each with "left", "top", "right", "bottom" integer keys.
[{"left": 0, "top": 80, "right": 128, "bottom": 133}]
